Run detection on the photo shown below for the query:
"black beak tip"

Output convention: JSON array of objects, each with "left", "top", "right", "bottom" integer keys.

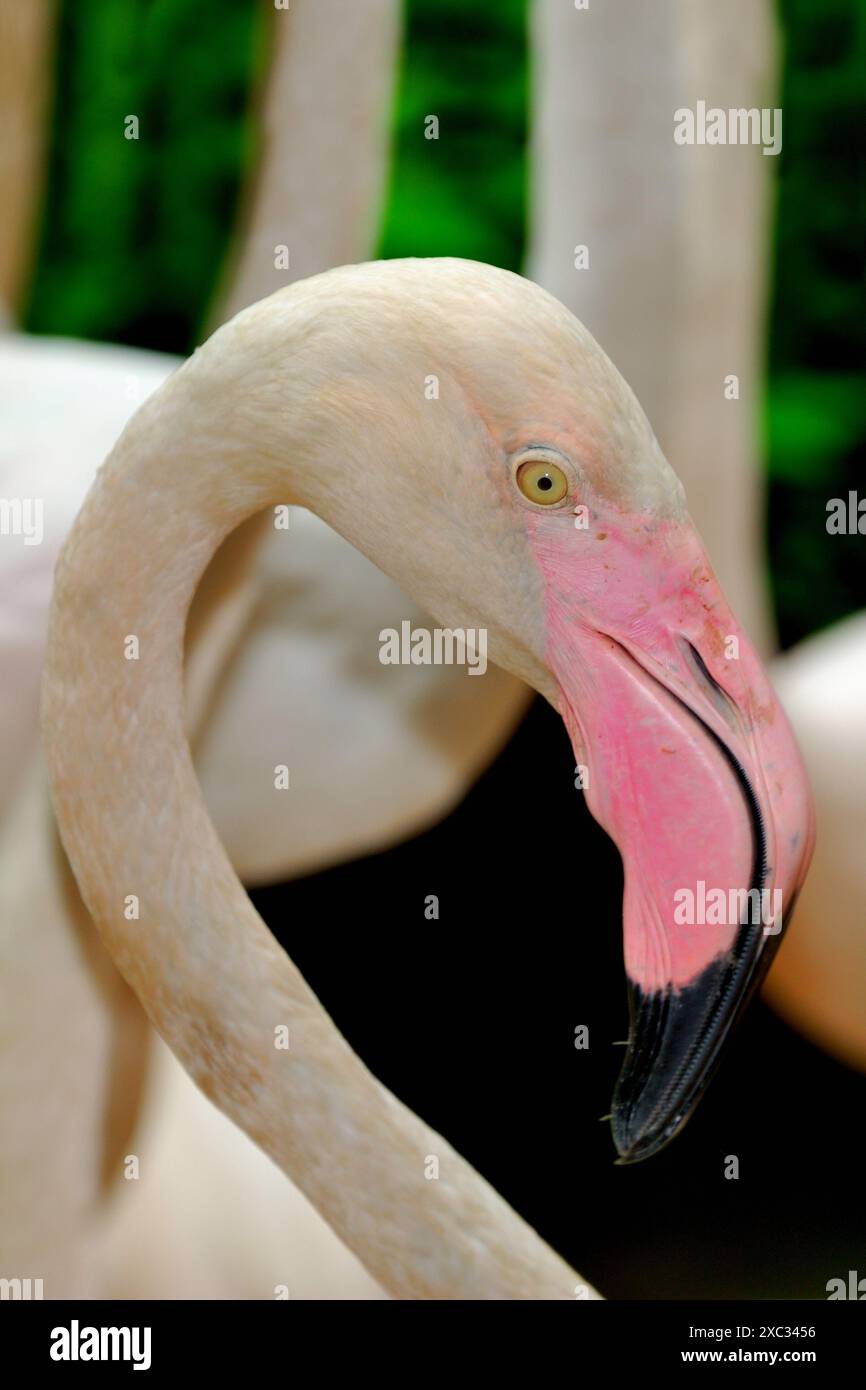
[
  {"left": 609, "top": 932, "right": 778, "bottom": 1167},
  {"left": 611, "top": 1108, "right": 688, "bottom": 1165}
]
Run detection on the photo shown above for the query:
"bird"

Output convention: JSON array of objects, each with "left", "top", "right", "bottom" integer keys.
[
  {"left": 41, "top": 257, "right": 815, "bottom": 1299},
  {"left": 2, "top": 0, "right": 856, "bottom": 1298}
]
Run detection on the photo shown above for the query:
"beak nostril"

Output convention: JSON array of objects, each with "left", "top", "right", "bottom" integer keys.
[
  {"left": 681, "top": 637, "right": 721, "bottom": 693},
  {"left": 680, "top": 637, "right": 738, "bottom": 730}
]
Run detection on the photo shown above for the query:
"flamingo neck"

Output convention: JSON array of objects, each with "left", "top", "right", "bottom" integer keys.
[{"left": 41, "top": 313, "right": 584, "bottom": 1300}]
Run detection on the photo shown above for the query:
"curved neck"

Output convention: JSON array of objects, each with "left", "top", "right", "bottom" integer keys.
[{"left": 41, "top": 316, "right": 583, "bottom": 1300}]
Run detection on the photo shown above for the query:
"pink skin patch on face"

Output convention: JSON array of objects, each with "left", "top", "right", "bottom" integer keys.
[{"left": 523, "top": 499, "right": 815, "bottom": 994}]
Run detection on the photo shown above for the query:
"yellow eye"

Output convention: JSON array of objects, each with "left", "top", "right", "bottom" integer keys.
[{"left": 515, "top": 458, "right": 569, "bottom": 506}]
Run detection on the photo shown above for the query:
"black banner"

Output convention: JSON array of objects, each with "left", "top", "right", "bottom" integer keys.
[{"left": 2, "top": 1298, "right": 861, "bottom": 1375}]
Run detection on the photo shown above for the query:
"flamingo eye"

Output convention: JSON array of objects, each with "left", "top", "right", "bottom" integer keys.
[{"left": 515, "top": 458, "right": 569, "bottom": 506}]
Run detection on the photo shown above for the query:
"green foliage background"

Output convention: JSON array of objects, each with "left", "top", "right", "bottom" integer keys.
[
  {"left": 23, "top": 0, "right": 865, "bottom": 649},
  {"left": 26, "top": 0, "right": 263, "bottom": 346}
]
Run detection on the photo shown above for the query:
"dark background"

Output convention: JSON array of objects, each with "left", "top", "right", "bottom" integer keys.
[
  {"left": 22, "top": 0, "right": 866, "bottom": 1298},
  {"left": 253, "top": 701, "right": 865, "bottom": 1301}
]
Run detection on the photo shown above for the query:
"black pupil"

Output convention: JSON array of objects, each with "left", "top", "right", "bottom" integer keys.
[{"left": 537, "top": 474, "right": 553, "bottom": 491}]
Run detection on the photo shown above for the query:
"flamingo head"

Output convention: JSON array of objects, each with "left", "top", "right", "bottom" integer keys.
[{"left": 204, "top": 258, "right": 818, "bottom": 1160}]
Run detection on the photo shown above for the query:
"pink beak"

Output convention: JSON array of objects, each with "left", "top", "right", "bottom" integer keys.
[{"left": 528, "top": 510, "right": 816, "bottom": 1161}]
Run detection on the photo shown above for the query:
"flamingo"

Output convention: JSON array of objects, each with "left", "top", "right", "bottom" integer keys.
[
  {"left": 41, "top": 258, "right": 815, "bottom": 1299},
  {"left": 1, "top": 0, "right": 855, "bottom": 1296}
]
